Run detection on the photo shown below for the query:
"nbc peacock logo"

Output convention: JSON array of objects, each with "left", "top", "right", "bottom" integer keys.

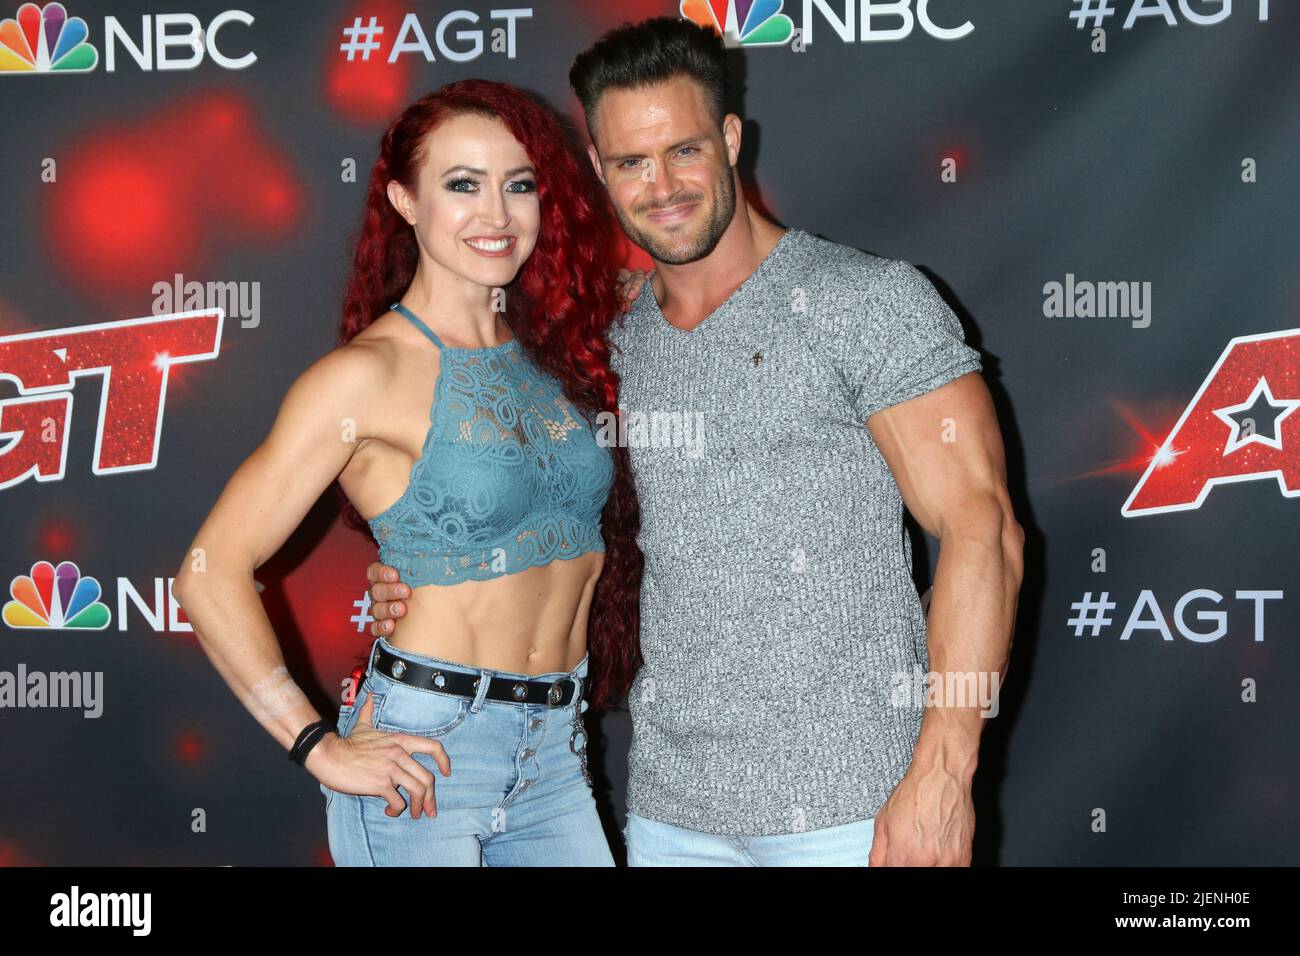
[
  {"left": 0, "top": 2, "right": 98, "bottom": 74},
  {"left": 4, "top": 560, "right": 111, "bottom": 629},
  {"left": 680, "top": 0, "right": 794, "bottom": 47}
]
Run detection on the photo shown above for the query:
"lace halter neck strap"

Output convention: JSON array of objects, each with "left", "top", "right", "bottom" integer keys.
[{"left": 389, "top": 301, "right": 447, "bottom": 350}]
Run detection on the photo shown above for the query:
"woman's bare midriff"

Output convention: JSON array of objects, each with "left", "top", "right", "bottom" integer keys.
[{"left": 384, "top": 550, "right": 604, "bottom": 676}]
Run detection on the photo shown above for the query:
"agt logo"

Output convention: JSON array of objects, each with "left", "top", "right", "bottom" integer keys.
[
  {"left": 4, "top": 559, "right": 195, "bottom": 632},
  {"left": 0, "top": 309, "right": 223, "bottom": 487},
  {"left": 0, "top": 1, "right": 255, "bottom": 75},
  {"left": 679, "top": 0, "right": 974, "bottom": 49},
  {"left": 1124, "top": 328, "right": 1300, "bottom": 516}
]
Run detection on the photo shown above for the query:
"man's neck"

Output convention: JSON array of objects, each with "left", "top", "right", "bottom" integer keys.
[{"left": 650, "top": 204, "right": 787, "bottom": 331}]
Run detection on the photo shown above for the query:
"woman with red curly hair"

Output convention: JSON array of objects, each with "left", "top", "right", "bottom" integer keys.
[{"left": 174, "top": 80, "right": 641, "bottom": 866}]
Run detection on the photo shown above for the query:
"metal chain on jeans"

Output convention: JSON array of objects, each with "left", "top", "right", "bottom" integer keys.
[
  {"left": 569, "top": 680, "right": 592, "bottom": 788},
  {"left": 570, "top": 720, "right": 591, "bottom": 788}
]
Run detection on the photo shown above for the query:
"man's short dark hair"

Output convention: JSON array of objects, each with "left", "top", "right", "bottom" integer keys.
[{"left": 568, "top": 17, "right": 729, "bottom": 139}]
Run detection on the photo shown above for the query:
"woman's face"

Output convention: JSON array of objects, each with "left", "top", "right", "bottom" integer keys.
[{"left": 389, "top": 112, "right": 541, "bottom": 293}]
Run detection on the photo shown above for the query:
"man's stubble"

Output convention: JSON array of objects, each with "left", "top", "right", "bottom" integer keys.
[{"left": 611, "top": 163, "right": 737, "bottom": 266}]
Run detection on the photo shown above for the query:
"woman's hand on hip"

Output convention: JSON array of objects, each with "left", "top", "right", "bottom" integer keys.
[{"left": 306, "top": 692, "right": 450, "bottom": 819}]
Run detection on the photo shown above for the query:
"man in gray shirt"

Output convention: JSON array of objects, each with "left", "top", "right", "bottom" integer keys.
[{"left": 366, "top": 18, "right": 1023, "bottom": 865}]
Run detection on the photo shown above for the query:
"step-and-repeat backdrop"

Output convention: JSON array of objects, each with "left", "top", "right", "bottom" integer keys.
[{"left": 1, "top": 0, "right": 1296, "bottom": 864}]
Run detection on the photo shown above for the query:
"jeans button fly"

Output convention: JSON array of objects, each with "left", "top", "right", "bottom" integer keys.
[{"left": 529, "top": 718, "right": 543, "bottom": 731}]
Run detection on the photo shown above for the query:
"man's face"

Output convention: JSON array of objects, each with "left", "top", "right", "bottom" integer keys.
[{"left": 587, "top": 76, "right": 740, "bottom": 265}]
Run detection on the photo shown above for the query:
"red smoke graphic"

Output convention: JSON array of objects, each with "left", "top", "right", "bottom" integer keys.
[{"left": 40, "top": 90, "right": 303, "bottom": 296}]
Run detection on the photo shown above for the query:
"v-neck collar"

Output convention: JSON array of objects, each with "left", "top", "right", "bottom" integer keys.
[{"left": 644, "top": 228, "right": 799, "bottom": 338}]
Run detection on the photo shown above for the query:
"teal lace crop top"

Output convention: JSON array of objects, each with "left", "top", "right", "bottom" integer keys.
[{"left": 366, "top": 302, "right": 614, "bottom": 587}]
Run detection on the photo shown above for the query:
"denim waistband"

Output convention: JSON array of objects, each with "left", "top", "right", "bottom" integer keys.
[{"left": 369, "top": 635, "right": 589, "bottom": 683}]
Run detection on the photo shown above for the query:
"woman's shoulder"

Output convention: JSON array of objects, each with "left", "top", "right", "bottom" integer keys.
[
  {"left": 318, "top": 334, "right": 391, "bottom": 384},
  {"left": 348, "top": 310, "right": 443, "bottom": 366},
  {"left": 282, "top": 332, "right": 397, "bottom": 422}
]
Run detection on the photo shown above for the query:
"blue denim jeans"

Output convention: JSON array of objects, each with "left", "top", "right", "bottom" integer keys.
[
  {"left": 623, "top": 811, "right": 876, "bottom": 866},
  {"left": 321, "top": 636, "right": 613, "bottom": 866}
]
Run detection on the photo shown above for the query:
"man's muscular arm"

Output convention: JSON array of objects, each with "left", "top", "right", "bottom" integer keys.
[{"left": 866, "top": 370, "right": 1024, "bottom": 866}]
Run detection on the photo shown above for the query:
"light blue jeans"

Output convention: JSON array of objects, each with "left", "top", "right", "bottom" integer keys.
[
  {"left": 623, "top": 810, "right": 876, "bottom": 866},
  {"left": 321, "top": 636, "right": 613, "bottom": 866}
]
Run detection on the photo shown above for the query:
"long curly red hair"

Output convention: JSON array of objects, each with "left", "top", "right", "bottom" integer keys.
[{"left": 334, "top": 79, "right": 642, "bottom": 709}]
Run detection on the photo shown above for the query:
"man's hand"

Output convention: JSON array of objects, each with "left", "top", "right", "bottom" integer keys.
[
  {"left": 365, "top": 561, "right": 409, "bottom": 637},
  {"left": 868, "top": 763, "right": 975, "bottom": 866},
  {"left": 616, "top": 267, "right": 654, "bottom": 306}
]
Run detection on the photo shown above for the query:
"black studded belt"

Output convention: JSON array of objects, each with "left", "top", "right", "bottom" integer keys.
[{"left": 371, "top": 643, "right": 587, "bottom": 708}]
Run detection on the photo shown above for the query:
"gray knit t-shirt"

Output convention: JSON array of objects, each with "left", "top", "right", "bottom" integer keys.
[{"left": 607, "top": 227, "right": 983, "bottom": 836}]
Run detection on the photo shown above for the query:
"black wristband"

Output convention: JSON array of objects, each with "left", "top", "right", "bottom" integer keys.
[{"left": 289, "top": 718, "right": 336, "bottom": 767}]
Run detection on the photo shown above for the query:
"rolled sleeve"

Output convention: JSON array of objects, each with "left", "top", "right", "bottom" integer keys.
[{"left": 845, "top": 258, "right": 982, "bottom": 421}]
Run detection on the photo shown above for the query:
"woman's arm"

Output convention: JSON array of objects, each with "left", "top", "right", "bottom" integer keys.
[{"left": 172, "top": 343, "right": 445, "bottom": 817}]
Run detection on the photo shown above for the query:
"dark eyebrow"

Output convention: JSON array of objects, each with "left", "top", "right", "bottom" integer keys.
[
  {"left": 440, "top": 164, "right": 536, "bottom": 177},
  {"left": 603, "top": 136, "right": 709, "bottom": 165}
]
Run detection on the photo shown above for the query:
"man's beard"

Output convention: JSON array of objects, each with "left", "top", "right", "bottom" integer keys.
[{"left": 615, "top": 169, "right": 736, "bottom": 265}]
